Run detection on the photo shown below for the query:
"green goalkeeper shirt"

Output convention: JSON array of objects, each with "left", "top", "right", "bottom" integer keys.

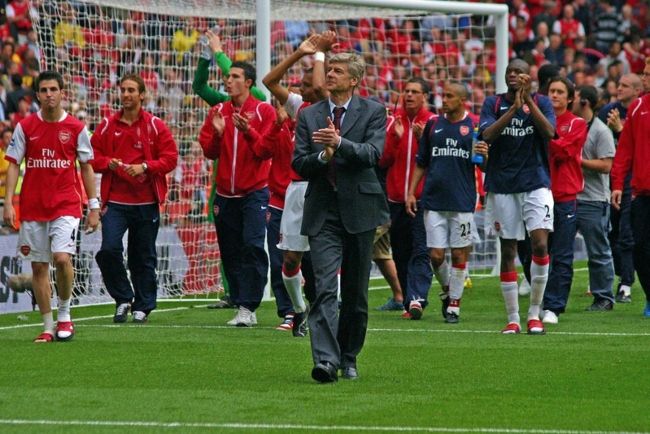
[{"left": 192, "top": 52, "right": 267, "bottom": 105}]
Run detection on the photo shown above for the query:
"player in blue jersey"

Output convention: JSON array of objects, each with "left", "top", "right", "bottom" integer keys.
[
  {"left": 406, "top": 82, "right": 477, "bottom": 323},
  {"left": 479, "top": 58, "right": 556, "bottom": 335}
]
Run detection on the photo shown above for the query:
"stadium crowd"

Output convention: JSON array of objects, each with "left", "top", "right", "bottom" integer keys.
[{"left": 2, "top": 1, "right": 650, "bottom": 377}]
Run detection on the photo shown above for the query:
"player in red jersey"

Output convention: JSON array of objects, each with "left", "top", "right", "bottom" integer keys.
[{"left": 3, "top": 70, "right": 100, "bottom": 343}]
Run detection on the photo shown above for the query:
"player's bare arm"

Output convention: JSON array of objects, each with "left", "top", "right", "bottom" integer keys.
[
  {"left": 262, "top": 33, "right": 320, "bottom": 104},
  {"left": 80, "top": 162, "right": 100, "bottom": 233},
  {"left": 2, "top": 162, "right": 20, "bottom": 229}
]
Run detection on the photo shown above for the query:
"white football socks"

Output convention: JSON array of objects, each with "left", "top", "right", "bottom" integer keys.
[
  {"left": 528, "top": 256, "right": 549, "bottom": 320},
  {"left": 282, "top": 269, "right": 306, "bottom": 314},
  {"left": 57, "top": 298, "right": 71, "bottom": 322}
]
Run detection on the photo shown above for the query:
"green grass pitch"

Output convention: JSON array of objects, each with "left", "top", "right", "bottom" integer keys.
[{"left": 1, "top": 262, "right": 649, "bottom": 433}]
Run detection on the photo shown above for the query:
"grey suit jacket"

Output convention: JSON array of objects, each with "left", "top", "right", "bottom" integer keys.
[{"left": 292, "top": 95, "right": 390, "bottom": 235}]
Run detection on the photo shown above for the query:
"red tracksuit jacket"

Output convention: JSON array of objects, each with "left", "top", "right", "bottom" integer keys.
[
  {"left": 379, "top": 107, "right": 436, "bottom": 203},
  {"left": 549, "top": 110, "right": 587, "bottom": 202},
  {"left": 199, "top": 95, "right": 276, "bottom": 197},
  {"left": 611, "top": 94, "right": 650, "bottom": 196}
]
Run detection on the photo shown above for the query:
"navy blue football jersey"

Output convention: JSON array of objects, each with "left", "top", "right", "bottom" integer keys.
[
  {"left": 416, "top": 113, "right": 476, "bottom": 212},
  {"left": 479, "top": 93, "right": 556, "bottom": 194}
]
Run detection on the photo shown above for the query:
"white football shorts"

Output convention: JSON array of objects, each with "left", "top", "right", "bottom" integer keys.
[
  {"left": 277, "top": 181, "right": 310, "bottom": 252},
  {"left": 18, "top": 216, "right": 80, "bottom": 262},
  {"left": 424, "top": 210, "right": 475, "bottom": 249},
  {"left": 486, "top": 187, "right": 554, "bottom": 240}
]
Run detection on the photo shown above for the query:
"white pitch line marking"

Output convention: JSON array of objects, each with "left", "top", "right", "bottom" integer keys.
[
  {"left": 0, "top": 419, "right": 646, "bottom": 434},
  {"left": 0, "top": 307, "right": 189, "bottom": 331}
]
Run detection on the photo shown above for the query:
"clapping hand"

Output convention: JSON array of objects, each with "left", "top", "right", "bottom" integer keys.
[
  {"left": 233, "top": 112, "right": 250, "bottom": 133},
  {"left": 607, "top": 108, "right": 623, "bottom": 133},
  {"left": 212, "top": 111, "right": 225, "bottom": 136},
  {"left": 413, "top": 121, "right": 425, "bottom": 140},
  {"left": 393, "top": 116, "right": 404, "bottom": 139},
  {"left": 313, "top": 116, "right": 340, "bottom": 147}
]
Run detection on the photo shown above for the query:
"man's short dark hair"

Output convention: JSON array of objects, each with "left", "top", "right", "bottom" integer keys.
[
  {"left": 538, "top": 64, "right": 561, "bottom": 94},
  {"left": 231, "top": 61, "right": 256, "bottom": 86},
  {"left": 35, "top": 70, "right": 64, "bottom": 91},
  {"left": 406, "top": 77, "right": 430, "bottom": 95},
  {"left": 120, "top": 73, "right": 146, "bottom": 94},
  {"left": 548, "top": 76, "right": 576, "bottom": 104},
  {"left": 577, "top": 85, "right": 598, "bottom": 109}
]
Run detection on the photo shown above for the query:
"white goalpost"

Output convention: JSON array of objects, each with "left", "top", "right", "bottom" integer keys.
[{"left": 12, "top": 0, "right": 510, "bottom": 310}]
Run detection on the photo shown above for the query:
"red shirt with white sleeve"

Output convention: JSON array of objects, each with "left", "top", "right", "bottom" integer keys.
[{"left": 5, "top": 111, "right": 92, "bottom": 221}]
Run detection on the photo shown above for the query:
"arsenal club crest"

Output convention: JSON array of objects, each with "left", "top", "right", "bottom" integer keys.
[
  {"left": 58, "top": 130, "right": 71, "bottom": 143},
  {"left": 460, "top": 125, "right": 469, "bottom": 136},
  {"left": 20, "top": 245, "right": 31, "bottom": 256}
]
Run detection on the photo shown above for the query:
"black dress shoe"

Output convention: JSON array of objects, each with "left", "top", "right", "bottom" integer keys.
[
  {"left": 341, "top": 366, "right": 358, "bottom": 380},
  {"left": 311, "top": 362, "right": 338, "bottom": 383},
  {"left": 585, "top": 298, "right": 614, "bottom": 311}
]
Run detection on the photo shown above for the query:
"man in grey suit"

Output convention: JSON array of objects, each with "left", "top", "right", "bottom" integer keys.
[{"left": 292, "top": 52, "right": 389, "bottom": 383}]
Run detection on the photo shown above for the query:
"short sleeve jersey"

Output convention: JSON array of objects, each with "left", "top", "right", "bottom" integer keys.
[
  {"left": 479, "top": 93, "right": 556, "bottom": 194},
  {"left": 416, "top": 112, "right": 476, "bottom": 212},
  {"left": 5, "top": 111, "right": 92, "bottom": 221}
]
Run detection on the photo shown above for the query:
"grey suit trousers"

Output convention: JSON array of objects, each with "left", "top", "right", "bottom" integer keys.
[{"left": 307, "top": 190, "right": 374, "bottom": 369}]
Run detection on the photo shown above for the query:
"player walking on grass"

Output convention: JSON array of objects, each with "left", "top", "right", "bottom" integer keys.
[
  {"left": 3, "top": 70, "right": 100, "bottom": 342},
  {"left": 193, "top": 30, "right": 268, "bottom": 309},
  {"left": 540, "top": 77, "right": 589, "bottom": 324},
  {"left": 379, "top": 77, "right": 435, "bottom": 318},
  {"left": 91, "top": 74, "right": 178, "bottom": 324},
  {"left": 262, "top": 32, "right": 334, "bottom": 336},
  {"left": 406, "top": 82, "right": 478, "bottom": 324},
  {"left": 199, "top": 61, "right": 276, "bottom": 327},
  {"left": 611, "top": 58, "right": 650, "bottom": 318},
  {"left": 479, "top": 59, "right": 556, "bottom": 335}
]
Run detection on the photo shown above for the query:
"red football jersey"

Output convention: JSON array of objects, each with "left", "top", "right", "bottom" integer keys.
[{"left": 5, "top": 111, "right": 93, "bottom": 221}]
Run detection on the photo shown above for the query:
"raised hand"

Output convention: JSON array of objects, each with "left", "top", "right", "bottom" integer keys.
[
  {"left": 317, "top": 30, "right": 337, "bottom": 52},
  {"left": 212, "top": 111, "right": 225, "bottom": 136},
  {"left": 298, "top": 34, "right": 320, "bottom": 56},
  {"left": 393, "top": 116, "right": 404, "bottom": 139},
  {"left": 205, "top": 29, "right": 223, "bottom": 54}
]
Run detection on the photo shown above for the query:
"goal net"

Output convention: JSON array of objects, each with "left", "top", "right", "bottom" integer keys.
[{"left": 22, "top": 0, "right": 506, "bottom": 308}]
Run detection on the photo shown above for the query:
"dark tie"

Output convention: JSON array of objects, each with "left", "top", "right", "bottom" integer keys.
[
  {"left": 332, "top": 106, "right": 346, "bottom": 130},
  {"left": 327, "top": 107, "right": 345, "bottom": 189}
]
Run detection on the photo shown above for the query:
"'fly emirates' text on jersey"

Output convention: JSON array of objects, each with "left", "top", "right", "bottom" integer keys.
[
  {"left": 416, "top": 112, "right": 476, "bottom": 212},
  {"left": 5, "top": 111, "right": 92, "bottom": 221},
  {"left": 479, "top": 93, "right": 556, "bottom": 194}
]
